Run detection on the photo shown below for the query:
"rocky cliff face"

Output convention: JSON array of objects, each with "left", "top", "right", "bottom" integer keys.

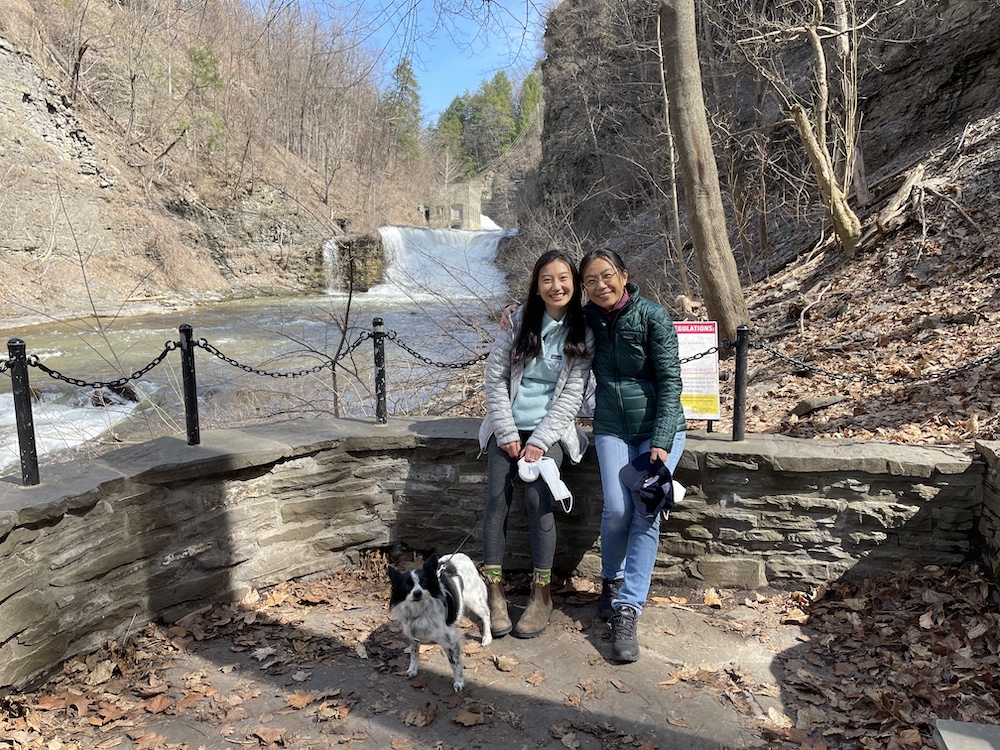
[{"left": 532, "top": 0, "right": 1000, "bottom": 284}]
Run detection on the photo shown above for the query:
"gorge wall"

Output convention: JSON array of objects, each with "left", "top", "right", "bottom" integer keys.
[{"left": 532, "top": 0, "right": 1000, "bottom": 278}]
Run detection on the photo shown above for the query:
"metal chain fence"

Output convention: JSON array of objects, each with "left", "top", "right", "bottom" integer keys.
[{"left": 4, "top": 322, "right": 998, "bottom": 487}]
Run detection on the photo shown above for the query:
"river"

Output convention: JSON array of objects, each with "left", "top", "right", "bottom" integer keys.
[{"left": 1, "top": 226, "right": 513, "bottom": 477}]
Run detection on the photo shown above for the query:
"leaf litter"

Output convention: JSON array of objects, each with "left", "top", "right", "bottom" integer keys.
[{"left": 0, "top": 554, "right": 995, "bottom": 749}]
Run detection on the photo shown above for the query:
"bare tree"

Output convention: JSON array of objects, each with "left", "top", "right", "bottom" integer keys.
[
  {"left": 657, "top": 0, "right": 749, "bottom": 345},
  {"left": 723, "top": 0, "right": 868, "bottom": 256}
]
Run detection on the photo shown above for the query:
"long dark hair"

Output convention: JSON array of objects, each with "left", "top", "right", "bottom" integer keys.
[{"left": 512, "top": 250, "right": 588, "bottom": 363}]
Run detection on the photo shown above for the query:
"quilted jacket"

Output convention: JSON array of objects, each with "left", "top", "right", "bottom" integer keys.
[
  {"left": 478, "top": 308, "right": 595, "bottom": 463},
  {"left": 583, "top": 283, "right": 686, "bottom": 450}
]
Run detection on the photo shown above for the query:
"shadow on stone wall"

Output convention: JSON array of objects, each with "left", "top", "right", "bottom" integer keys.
[{"left": 0, "top": 416, "right": 995, "bottom": 699}]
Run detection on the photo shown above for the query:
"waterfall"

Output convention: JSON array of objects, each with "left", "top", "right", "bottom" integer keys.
[
  {"left": 324, "top": 224, "right": 514, "bottom": 303},
  {"left": 321, "top": 238, "right": 339, "bottom": 295}
]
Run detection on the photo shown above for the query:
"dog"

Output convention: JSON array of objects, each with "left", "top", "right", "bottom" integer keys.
[{"left": 387, "top": 552, "right": 492, "bottom": 691}]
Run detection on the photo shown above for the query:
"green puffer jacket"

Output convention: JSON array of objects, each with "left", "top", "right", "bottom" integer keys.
[{"left": 583, "top": 283, "right": 686, "bottom": 449}]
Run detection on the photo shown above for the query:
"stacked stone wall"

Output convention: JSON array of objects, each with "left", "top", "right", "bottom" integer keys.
[
  {"left": 0, "top": 418, "right": 989, "bottom": 691},
  {"left": 976, "top": 441, "right": 1000, "bottom": 596}
]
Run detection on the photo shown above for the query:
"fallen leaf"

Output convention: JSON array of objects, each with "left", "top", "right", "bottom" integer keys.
[
  {"left": 33, "top": 695, "right": 66, "bottom": 712},
  {"left": 285, "top": 691, "right": 315, "bottom": 710},
  {"left": 492, "top": 654, "right": 518, "bottom": 672},
  {"left": 452, "top": 706, "right": 484, "bottom": 726},
  {"left": 704, "top": 588, "right": 723, "bottom": 608},
  {"left": 130, "top": 732, "right": 165, "bottom": 750},
  {"left": 136, "top": 676, "right": 169, "bottom": 697},
  {"left": 85, "top": 660, "right": 116, "bottom": 686},
  {"left": 525, "top": 669, "right": 547, "bottom": 686},
  {"left": 610, "top": 678, "right": 632, "bottom": 693},
  {"left": 400, "top": 702, "right": 436, "bottom": 727},
  {"left": 782, "top": 607, "right": 809, "bottom": 624},
  {"left": 253, "top": 726, "right": 286, "bottom": 745},
  {"left": 144, "top": 695, "right": 171, "bottom": 714}
]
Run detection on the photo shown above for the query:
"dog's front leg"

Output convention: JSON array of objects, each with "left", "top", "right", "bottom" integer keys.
[
  {"left": 405, "top": 637, "right": 421, "bottom": 679},
  {"left": 441, "top": 627, "right": 465, "bottom": 692}
]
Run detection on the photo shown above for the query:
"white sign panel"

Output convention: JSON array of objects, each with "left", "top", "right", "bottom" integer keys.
[{"left": 675, "top": 321, "right": 720, "bottom": 421}]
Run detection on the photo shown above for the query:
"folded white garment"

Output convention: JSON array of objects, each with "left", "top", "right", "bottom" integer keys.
[
  {"left": 672, "top": 480, "right": 686, "bottom": 505},
  {"left": 517, "top": 456, "right": 573, "bottom": 513}
]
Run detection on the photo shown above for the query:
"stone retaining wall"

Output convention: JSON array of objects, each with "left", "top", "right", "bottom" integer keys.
[
  {"left": 977, "top": 441, "right": 1000, "bottom": 585},
  {"left": 0, "top": 417, "right": 991, "bottom": 691}
]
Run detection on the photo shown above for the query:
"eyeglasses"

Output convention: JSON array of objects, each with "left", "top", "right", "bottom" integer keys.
[{"left": 583, "top": 270, "right": 619, "bottom": 290}]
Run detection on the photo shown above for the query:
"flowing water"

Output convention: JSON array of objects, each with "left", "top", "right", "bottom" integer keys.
[{"left": 1, "top": 225, "right": 513, "bottom": 477}]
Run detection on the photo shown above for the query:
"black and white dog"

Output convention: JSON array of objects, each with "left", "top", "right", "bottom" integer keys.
[{"left": 387, "top": 552, "right": 492, "bottom": 691}]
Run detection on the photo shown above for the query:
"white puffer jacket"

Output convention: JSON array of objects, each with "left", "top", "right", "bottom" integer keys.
[{"left": 478, "top": 309, "right": 594, "bottom": 464}]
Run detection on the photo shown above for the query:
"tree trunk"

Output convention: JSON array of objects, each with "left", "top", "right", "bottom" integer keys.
[
  {"left": 657, "top": 0, "right": 749, "bottom": 347},
  {"left": 791, "top": 104, "right": 862, "bottom": 257}
]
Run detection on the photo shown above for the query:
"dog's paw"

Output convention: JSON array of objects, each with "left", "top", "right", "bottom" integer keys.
[
  {"left": 481, "top": 633, "right": 492, "bottom": 647},
  {"left": 452, "top": 676, "right": 465, "bottom": 692},
  {"left": 405, "top": 667, "right": 418, "bottom": 679}
]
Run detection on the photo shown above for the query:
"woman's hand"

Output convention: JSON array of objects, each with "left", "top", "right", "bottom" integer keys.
[
  {"left": 650, "top": 447, "right": 669, "bottom": 465},
  {"left": 499, "top": 303, "right": 518, "bottom": 332},
  {"left": 500, "top": 440, "right": 522, "bottom": 459},
  {"left": 521, "top": 444, "right": 544, "bottom": 462}
]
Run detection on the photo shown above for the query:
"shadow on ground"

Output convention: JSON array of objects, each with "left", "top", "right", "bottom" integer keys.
[{"left": 1, "top": 555, "right": 809, "bottom": 749}]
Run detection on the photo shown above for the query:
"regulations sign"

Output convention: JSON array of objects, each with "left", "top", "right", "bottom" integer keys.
[{"left": 675, "top": 321, "right": 720, "bottom": 421}]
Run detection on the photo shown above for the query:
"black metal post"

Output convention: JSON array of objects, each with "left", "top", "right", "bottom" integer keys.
[
  {"left": 179, "top": 324, "right": 200, "bottom": 445},
  {"left": 8, "top": 338, "right": 40, "bottom": 486},
  {"left": 732, "top": 324, "right": 749, "bottom": 442},
  {"left": 373, "top": 317, "right": 387, "bottom": 424}
]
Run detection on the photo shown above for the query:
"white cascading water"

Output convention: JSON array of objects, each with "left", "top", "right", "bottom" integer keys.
[
  {"left": 2, "top": 221, "right": 515, "bottom": 477},
  {"left": 326, "top": 222, "right": 515, "bottom": 303}
]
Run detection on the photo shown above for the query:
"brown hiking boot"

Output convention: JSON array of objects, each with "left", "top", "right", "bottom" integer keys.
[
  {"left": 487, "top": 581, "right": 512, "bottom": 637},
  {"left": 513, "top": 583, "right": 552, "bottom": 638}
]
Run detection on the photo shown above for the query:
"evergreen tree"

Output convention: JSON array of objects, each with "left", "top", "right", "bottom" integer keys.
[
  {"left": 432, "top": 95, "right": 476, "bottom": 182},
  {"left": 464, "top": 71, "right": 516, "bottom": 170},
  {"left": 381, "top": 58, "right": 422, "bottom": 162},
  {"left": 516, "top": 70, "right": 542, "bottom": 138}
]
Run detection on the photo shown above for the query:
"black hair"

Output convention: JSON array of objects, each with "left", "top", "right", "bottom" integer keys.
[
  {"left": 512, "top": 249, "right": 589, "bottom": 363},
  {"left": 579, "top": 247, "right": 628, "bottom": 279}
]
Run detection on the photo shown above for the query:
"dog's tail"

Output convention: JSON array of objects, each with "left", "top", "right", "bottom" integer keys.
[{"left": 437, "top": 556, "right": 463, "bottom": 626}]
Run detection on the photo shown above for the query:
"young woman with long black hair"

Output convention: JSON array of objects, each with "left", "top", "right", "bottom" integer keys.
[{"left": 478, "top": 249, "right": 594, "bottom": 638}]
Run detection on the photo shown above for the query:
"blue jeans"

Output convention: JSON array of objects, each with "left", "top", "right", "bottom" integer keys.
[{"left": 595, "top": 430, "right": 687, "bottom": 614}]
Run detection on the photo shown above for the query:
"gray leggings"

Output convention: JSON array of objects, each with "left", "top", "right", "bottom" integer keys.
[{"left": 482, "top": 433, "right": 563, "bottom": 571}]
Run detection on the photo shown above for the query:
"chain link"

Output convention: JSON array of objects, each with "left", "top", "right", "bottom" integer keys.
[
  {"left": 193, "top": 332, "right": 371, "bottom": 378},
  {"left": 0, "top": 359, "right": 9, "bottom": 375},
  {"left": 27, "top": 342, "right": 178, "bottom": 389},
  {"left": 384, "top": 330, "right": 489, "bottom": 369},
  {"left": 13, "top": 324, "right": 993, "bottom": 396},
  {"left": 753, "top": 340, "right": 1000, "bottom": 384},
  {"left": 679, "top": 346, "right": 721, "bottom": 365}
]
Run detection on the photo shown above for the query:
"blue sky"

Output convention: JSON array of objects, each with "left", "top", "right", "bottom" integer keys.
[{"left": 358, "top": 1, "right": 545, "bottom": 125}]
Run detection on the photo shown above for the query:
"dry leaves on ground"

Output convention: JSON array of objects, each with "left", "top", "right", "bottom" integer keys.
[{"left": 768, "top": 561, "right": 1000, "bottom": 749}]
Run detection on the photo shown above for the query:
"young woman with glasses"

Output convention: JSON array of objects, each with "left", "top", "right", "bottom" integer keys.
[{"left": 579, "top": 248, "right": 686, "bottom": 663}]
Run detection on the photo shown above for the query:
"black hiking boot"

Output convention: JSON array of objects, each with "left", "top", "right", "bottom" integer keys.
[{"left": 609, "top": 605, "right": 640, "bottom": 663}]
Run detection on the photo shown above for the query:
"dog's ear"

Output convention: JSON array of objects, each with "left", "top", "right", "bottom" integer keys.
[
  {"left": 388, "top": 565, "right": 403, "bottom": 585},
  {"left": 423, "top": 553, "right": 439, "bottom": 575}
]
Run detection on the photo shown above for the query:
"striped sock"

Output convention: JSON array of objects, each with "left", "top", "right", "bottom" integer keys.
[{"left": 532, "top": 569, "right": 551, "bottom": 586}]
